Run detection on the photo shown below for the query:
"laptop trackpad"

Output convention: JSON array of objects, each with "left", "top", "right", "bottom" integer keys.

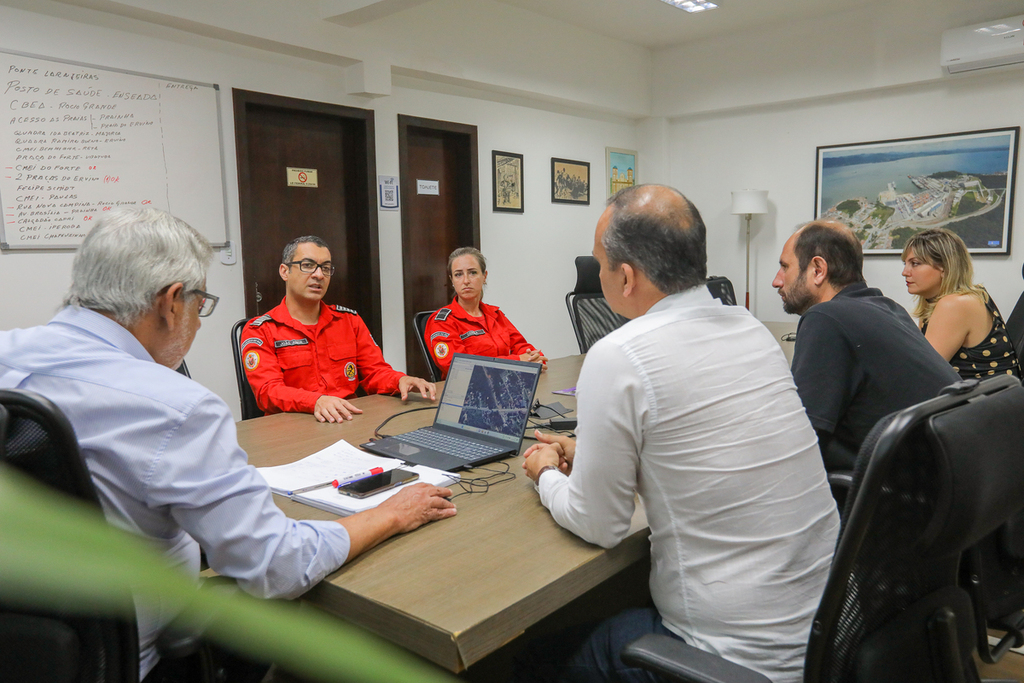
[{"left": 397, "top": 443, "right": 421, "bottom": 456}]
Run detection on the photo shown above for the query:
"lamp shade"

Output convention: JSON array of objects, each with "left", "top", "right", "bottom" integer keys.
[{"left": 731, "top": 190, "right": 769, "bottom": 215}]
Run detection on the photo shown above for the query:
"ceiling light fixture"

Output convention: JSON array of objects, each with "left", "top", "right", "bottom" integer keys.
[{"left": 659, "top": 0, "right": 718, "bottom": 12}]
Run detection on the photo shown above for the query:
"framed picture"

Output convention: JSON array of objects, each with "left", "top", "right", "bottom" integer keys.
[
  {"left": 606, "top": 147, "right": 637, "bottom": 197},
  {"left": 815, "top": 127, "right": 1019, "bottom": 255},
  {"left": 492, "top": 150, "right": 524, "bottom": 213},
  {"left": 551, "top": 157, "right": 590, "bottom": 205}
]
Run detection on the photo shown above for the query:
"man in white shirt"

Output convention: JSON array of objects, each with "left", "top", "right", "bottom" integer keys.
[{"left": 519, "top": 185, "right": 839, "bottom": 683}]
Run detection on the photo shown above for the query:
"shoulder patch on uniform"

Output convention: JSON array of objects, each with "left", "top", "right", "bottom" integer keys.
[
  {"left": 240, "top": 337, "right": 263, "bottom": 350},
  {"left": 333, "top": 305, "right": 358, "bottom": 315},
  {"left": 434, "top": 308, "right": 452, "bottom": 321},
  {"left": 430, "top": 331, "right": 450, "bottom": 341},
  {"left": 248, "top": 314, "right": 272, "bottom": 327},
  {"left": 274, "top": 338, "right": 310, "bottom": 348},
  {"left": 460, "top": 329, "right": 486, "bottom": 340}
]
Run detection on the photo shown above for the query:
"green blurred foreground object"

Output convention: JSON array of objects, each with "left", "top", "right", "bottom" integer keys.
[{"left": 0, "top": 465, "right": 456, "bottom": 683}]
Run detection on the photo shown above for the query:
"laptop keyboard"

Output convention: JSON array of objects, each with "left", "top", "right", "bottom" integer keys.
[{"left": 395, "top": 429, "right": 507, "bottom": 461}]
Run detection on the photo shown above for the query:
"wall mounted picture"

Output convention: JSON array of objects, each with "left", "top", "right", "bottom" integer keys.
[
  {"left": 551, "top": 157, "right": 590, "bottom": 205},
  {"left": 606, "top": 147, "right": 637, "bottom": 197},
  {"left": 492, "top": 150, "right": 524, "bottom": 213},
  {"left": 815, "top": 127, "right": 1019, "bottom": 254}
]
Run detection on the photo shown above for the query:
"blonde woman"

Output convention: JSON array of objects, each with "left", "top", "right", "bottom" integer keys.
[{"left": 902, "top": 228, "right": 1019, "bottom": 380}]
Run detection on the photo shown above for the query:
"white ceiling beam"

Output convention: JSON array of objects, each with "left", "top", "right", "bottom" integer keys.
[{"left": 319, "top": 0, "right": 432, "bottom": 27}]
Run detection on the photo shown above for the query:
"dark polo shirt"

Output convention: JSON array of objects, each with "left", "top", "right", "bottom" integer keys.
[{"left": 791, "top": 281, "right": 960, "bottom": 471}]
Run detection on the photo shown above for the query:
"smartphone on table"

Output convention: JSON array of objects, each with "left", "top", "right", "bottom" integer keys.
[{"left": 337, "top": 468, "right": 419, "bottom": 499}]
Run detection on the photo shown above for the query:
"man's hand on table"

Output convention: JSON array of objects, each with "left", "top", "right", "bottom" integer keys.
[
  {"left": 338, "top": 483, "right": 456, "bottom": 559},
  {"left": 314, "top": 395, "right": 363, "bottom": 423},
  {"left": 399, "top": 376, "right": 437, "bottom": 402},
  {"left": 523, "top": 430, "right": 576, "bottom": 482},
  {"left": 377, "top": 483, "right": 456, "bottom": 532}
]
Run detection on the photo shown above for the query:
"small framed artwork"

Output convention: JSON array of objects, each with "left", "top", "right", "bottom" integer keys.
[
  {"left": 492, "top": 150, "right": 524, "bottom": 213},
  {"left": 606, "top": 147, "right": 637, "bottom": 197},
  {"left": 551, "top": 157, "right": 590, "bottom": 205},
  {"left": 815, "top": 127, "right": 1019, "bottom": 254}
]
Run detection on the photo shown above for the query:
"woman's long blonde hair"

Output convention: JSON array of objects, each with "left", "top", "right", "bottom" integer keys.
[{"left": 901, "top": 228, "right": 987, "bottom": 325}]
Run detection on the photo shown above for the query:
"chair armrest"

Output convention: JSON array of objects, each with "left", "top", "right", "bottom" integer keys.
[
  {"left": 827, "top": 471, "right": 853, "bottom": 491},
  {"left": 155, "top": 625, "right": 202, "bottom": 660},
  {"left": 621, "top": 634, "right": 771, "bottom": 683}
]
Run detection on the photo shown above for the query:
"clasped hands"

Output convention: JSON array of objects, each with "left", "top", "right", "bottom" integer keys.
[
  {"left": 522, "top": 430, "right": 575, "bottom": 482},
  {"left": 519, "top": 349, "right": 549, "bottom": 370},
  {"left": 313, "top": 376, "right": 437, "bottom": 423}
]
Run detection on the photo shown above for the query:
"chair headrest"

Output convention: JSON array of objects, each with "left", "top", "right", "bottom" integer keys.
[
  {"left": 572, "top": 256, "right": 602, "bottom": 295},
  {"left": 919, "top": 380, "right": 1024, "bottom": 556}
]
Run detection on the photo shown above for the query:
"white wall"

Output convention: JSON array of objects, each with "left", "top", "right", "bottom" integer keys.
[
  {"left": 651, "top": 0, "right": 1024, "bottom": 118},
  {"left": 666, "top": 68, "right": 1024, "bottom": 325},
  {"left": 371, "top": 82, "right": 635, "bottom": 370},
  {"left": 0, "top": 2, "right": 635, "bottom": 418},
  {"left": 650, "top": 2, "right": 1024, "bottom": 325}
]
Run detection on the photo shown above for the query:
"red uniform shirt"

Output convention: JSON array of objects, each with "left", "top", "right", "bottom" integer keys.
[
  {"left": 424, "top": 298, "right": 540, "bottom": 378},
  {"left": 242, "top": 298, "right": 403, "bottom": 414}
]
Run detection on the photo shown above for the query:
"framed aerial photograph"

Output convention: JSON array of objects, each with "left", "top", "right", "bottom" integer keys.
[
  {"left": 606, "top": 147, "right": 637, "bottom": 197},
  {"left": 815, "top": 127, "right": 1019, "bottom": 255},
  {"left": 492, "top": 150, "right": 524, "bottom": 213},
  {"left": 551, "top": 157, "right": 590, "bottom": 205}
]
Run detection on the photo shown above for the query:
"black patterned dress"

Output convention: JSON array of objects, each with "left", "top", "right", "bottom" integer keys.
[{"left": 923, "top": 290, "right": 1020, "bottom": 380}]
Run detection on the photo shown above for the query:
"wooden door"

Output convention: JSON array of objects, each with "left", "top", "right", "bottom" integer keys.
[
  {"left": 233, "top": 90, "right": 381, "bottom": 341},
  {"left": 398, "top": 115, "right": 479, "bottom": 377}
]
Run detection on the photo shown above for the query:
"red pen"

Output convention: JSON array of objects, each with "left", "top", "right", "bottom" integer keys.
[{"left": 336, "top": 467, "right": 385, "bottom": 486}]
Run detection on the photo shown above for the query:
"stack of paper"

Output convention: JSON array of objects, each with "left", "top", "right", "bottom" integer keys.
[{"left": 256, "top": 438, "right": 459, "bottom": 517}]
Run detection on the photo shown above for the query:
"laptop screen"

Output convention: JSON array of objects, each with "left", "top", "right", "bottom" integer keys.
[{"left": 435, "top": 354, "right": 541, "bottom": 446}]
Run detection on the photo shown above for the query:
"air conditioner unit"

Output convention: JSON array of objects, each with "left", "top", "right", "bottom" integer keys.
[{"left": 941, "top": 14, "right": 1024, "bottom": 74}]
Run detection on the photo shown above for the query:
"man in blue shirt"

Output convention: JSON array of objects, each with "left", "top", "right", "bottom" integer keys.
[{"left": 0, "top": 208, "right": 456, "bottom": 680}]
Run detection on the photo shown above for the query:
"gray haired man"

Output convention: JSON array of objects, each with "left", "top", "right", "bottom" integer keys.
[
  {"left": 517, "top": 185, "right": 838, "bottom": 683},
  {"left": 0, "top": 208, "right": 456, "bottom": 680}
]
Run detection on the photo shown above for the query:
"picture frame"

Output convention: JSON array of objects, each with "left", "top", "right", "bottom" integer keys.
[
  {"left": 815, "top": 127, "right": 1019, "bottom": 255},
  {"left": 606, "top": 147, "right": 637, "bottom": 198},
  {"left": 551, "top": 157, "right": 590, "bottom": 205},
  {"left": 492, "top": 150, "right": 524, "bottom": 213}
]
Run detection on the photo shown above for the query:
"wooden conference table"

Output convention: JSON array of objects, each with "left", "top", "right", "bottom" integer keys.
[{"left": 236, "top": 355, "right": 651, "bottom": 673}]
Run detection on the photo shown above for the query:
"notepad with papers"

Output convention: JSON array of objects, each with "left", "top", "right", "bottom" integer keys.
[{"left": 256, "top": 438, "right": 460, "bottom": 517}]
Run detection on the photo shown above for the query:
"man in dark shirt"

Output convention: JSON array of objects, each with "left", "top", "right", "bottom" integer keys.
[{"left": 772, "top": 220, "right": 959, "bottom": 471}]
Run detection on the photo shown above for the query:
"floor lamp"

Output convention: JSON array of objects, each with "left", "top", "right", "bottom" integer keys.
[{"left": 731, "top": 190, "right": 768, "bottom": 310}]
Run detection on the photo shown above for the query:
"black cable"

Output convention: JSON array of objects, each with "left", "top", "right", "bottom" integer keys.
[
  {"left": 449, "top": 461, "right": 516, "bottom": 500},
  {"left": 372, "top": 406, "right": 438, "bottom": 439},
  {"left": 524, "top": 417, "right": 575, "bottom": 439}
]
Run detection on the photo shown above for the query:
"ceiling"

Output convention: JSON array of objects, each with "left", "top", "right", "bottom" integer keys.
[{"left": 489, "top": 0, "right": 1013, "bottom": 50}]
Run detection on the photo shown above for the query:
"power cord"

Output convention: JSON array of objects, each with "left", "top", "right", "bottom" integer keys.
[{"left": 372, "top": 406, "right": 438, "bottom": 439}]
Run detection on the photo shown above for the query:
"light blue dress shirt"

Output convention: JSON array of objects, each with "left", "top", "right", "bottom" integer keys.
[{"left": 0, "top": 306, "right": 351, "bottom": 678}]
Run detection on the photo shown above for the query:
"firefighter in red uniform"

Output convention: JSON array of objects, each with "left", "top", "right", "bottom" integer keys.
[
  {"left": 425, "top": 247, "right": 546, "bottom": 379},
  {"left": 243, "top": 236, "right": 436, "bottom": 423}
]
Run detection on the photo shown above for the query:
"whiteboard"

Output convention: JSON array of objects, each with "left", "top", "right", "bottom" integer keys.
[{"left": 0, "top": 50, "right": 228, "bottom": 249}]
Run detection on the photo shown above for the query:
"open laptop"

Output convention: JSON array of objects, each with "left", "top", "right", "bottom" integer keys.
[{"left": 361, "top": 353, "right": 542, "bottom": 471}]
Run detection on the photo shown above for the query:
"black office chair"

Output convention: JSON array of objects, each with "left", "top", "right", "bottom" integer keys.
[
  {"left": 412, "top": 311, "right": 444, "bottom": 383},
  {"left": 622, "top": 375, "right": 1024, "bottom": 683},
  {"left": 962, "top": 509, "right": 1024, "bottom": 664},
  {"left": 0, "top": 390, "right": 219, "bottom": 683},
  {"left": 706, "top": 275, "right": 738, "bottom": 306},
  {"left": 565, "top": 256, "right": 629, "bottom": 353},
  {"left": 0, "top": 389, "right": 139, "bottom": 683},
  {"left": 231, "top": 319, "right": 264, "bottom": 421}
]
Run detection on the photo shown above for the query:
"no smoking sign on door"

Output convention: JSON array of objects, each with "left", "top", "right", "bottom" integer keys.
[{"left": 286, "top": 167, "right": 318, "bottom": 188}]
